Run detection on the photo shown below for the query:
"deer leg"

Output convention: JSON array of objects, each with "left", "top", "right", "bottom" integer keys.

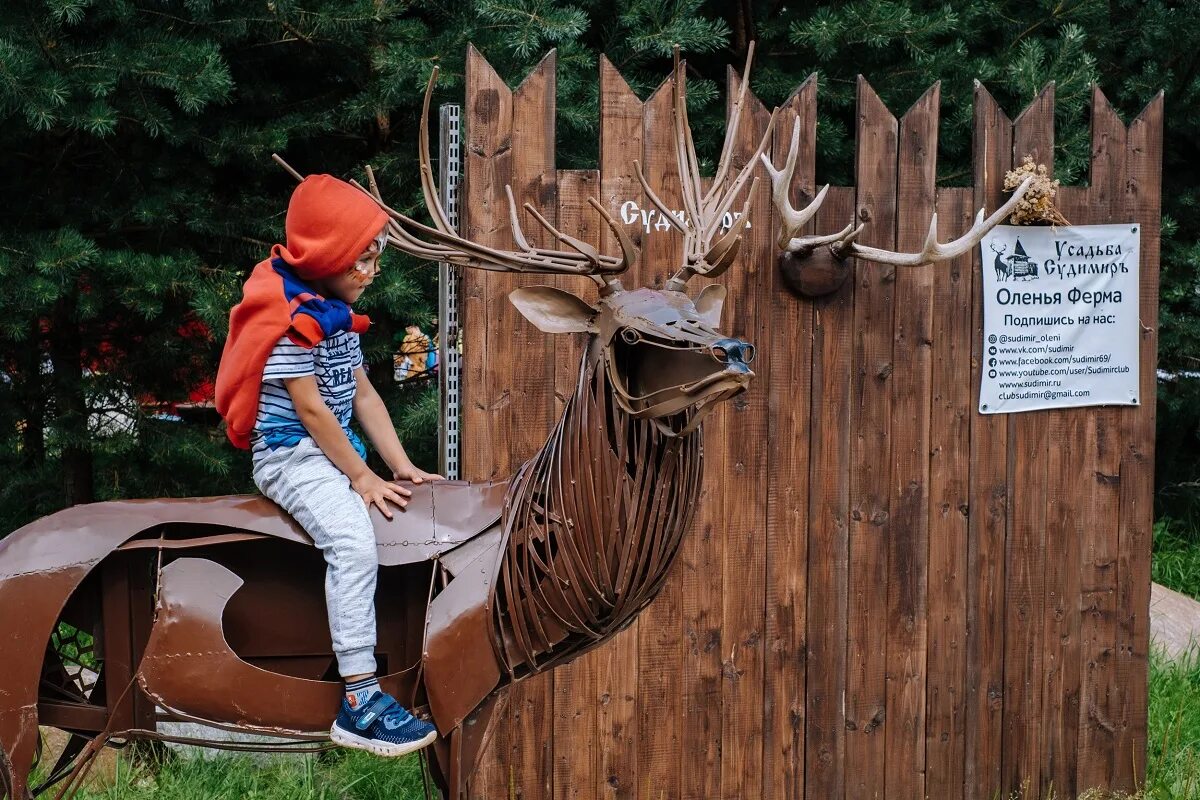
[
  {"left": 444, "top": 692, "right": 503, "bottom": 800},
  {"left": 425, "top": 741, "right": 450, "bottom": 799},
  {"left": 26, "top": 731, "right": 91, "bottom": 797},
  {"left": 0, "top": 705, "right": 38, "bottom": 800}
]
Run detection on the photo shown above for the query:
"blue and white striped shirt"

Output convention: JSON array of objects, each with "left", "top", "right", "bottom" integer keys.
[{"left": 250, "top": 332, "right": 366, "bottom": 463}]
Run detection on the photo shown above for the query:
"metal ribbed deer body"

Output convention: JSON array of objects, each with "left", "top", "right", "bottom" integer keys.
[{"left": 0, "top": 49, "right": 766, "bottom": 800}]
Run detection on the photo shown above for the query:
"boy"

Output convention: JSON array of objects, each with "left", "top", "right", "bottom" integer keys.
[{"left": 215, "top": 173, "right": 442, "bottom": 757}]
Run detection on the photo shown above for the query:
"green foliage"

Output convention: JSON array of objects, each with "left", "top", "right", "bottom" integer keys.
[
  {"left": 1151, "top": 518, "right": 1200, "bottom": 600},
  {"left": 1157, "top": 377, "right": 1200, "bottom": 525},
  {"left": 1146, "top": 647, "right": 1200, "bottom": 799},
  {"left": 1, "top": 0, "right": 1198, "bottom": 532}
]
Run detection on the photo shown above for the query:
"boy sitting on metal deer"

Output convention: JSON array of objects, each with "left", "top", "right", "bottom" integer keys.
[{"left": 0, "top": 44, "right": 1030, "bottom": 800}]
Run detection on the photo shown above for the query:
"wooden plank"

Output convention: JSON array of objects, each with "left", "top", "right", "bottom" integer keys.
[
  {"left": 503, "top": 51, "right": 559, "bottom": 800},
  {"left": 1001, "top": 82, "right": 1054, "bottom": 797},
  {"left": 552, "top": 168, "right": 603, "bottom": 800},
  {"left": 1073, "top": 86, "right": 1127, "bottom": 794},
  {"left": 1036, "top": 291, "right": 1085, "bottom": 800},
  {"left": 679, "top": 165, "right": 726, "bottom": 800},
  {"left": 846, "top": 76, "right": 897, "bottom": 800},
  {"left": 634, "top": 70, "right": 683, "bottom": 800},
  {"left": 460, "top": 44, "right": 512, "bottom": 486},
  {"left": 680, "top": 231, "right": 725, "bottom": 800},
  {"left": 763, "top": 75, "right": 817, "bottom": 800},
  {"left": 885, "top": 83, "right": 938, "bottom": 800},
  {"left": 965, "top": 81, "right": 1011, "bottom": 800},
  {"left": 804, "top": 185, "right": 854, "bottom": 800},
  {"left": 720, "top": 67, "right": 771, "bottom": 800},
  {"left": 1035, "top": 132, "right": 1090, "bottom": 798},
  {"left": 465, "top": 48, "right": 556, "bottom": 799},
  {"left": 925, "top": 186, "right": 971, "bottom": 800},
  {"left": 1115, "top": 90, "right": 1163, "bottom": 791},
  {"left": 595, "top": 57, "right": 642, "bottom": 800}
]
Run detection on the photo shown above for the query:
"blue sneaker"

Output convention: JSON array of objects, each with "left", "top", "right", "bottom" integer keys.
[{"left": 330, "top": 691, "right": 438, "bottom": 757}]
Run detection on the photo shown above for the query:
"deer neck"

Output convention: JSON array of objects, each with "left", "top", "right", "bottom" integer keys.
[{"left": 495, "top": 336, "right": 704, "bottom": 675}]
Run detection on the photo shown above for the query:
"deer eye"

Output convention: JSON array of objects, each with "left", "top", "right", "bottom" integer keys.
[{"left": 620, "top": 328, "right": 641, "bottom": 345}]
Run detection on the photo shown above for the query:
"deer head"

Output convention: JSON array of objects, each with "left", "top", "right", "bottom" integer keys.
[
  {"left": 761, "top": 119, "right": 1034, "bottom": 298},
  {"left": 322, "top": 51, "right": 774, "bottom": 438}
]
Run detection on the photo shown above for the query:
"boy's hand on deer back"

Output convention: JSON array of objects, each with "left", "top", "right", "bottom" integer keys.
[
  {"left": 350, "top": 470, "right": 412, "bottom": 520},
  {"left": 392, "top": 461, "right": 445, "bottom": 485}
]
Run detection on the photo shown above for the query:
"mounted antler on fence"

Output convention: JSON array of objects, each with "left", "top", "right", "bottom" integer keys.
[{"left": 761, "top": 118, "right": 1034, "bottom": 297}]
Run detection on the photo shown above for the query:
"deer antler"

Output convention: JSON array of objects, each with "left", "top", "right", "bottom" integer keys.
[
  {"left": 762, "top": 131, "right": 1035, "bottom": 268},
  {"left": 831, "top": 175, "right": 1033, "bottom": 267},
  {"left": 763, "top": 116, "right": 1036, "bottom": 269},
  {"left": 760, "top": 123, "right": 836, "bottom": 254},
  {"left": 634, "top": 44, "right": 778, "bottom": 291},
  {"left": 274, "top": 67, "right": 638, "bottom": 291}
]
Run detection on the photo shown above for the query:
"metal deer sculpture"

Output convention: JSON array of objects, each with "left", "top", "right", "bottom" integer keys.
[
  {"left": 762, "top": 124, "right": 1033, "bottom": 297},
  {"left": 0, "top": 50, "right": 773, "bottom": 800}
]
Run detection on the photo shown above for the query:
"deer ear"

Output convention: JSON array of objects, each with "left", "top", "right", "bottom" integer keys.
[
  {"left": 509, "top": 286, "right": 597, "bottom": 334},
  {"left": 693, "top": 284, "right": 727, "bottom": 328}
]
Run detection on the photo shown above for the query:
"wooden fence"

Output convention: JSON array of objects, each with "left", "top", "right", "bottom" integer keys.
[{"left": 457, "top": 46, "right": 1163, "bottom": 800}]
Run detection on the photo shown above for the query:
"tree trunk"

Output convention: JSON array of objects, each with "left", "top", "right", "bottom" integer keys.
[{"left": 49, "top": 291, "right": 93, "bottom": 506}]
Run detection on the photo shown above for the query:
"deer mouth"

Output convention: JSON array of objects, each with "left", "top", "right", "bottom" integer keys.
[{"left": 606, "top": 333, "right": 754, "bottom": 431}]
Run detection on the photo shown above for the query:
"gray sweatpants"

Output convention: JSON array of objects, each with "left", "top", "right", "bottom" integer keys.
[{"left": 253, "top": 438, "right": 378, "bottom": 678}]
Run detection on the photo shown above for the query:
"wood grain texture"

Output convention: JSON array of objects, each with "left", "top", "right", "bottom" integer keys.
[
  {"left": 552, "top": 169, "right": 603, "bottom": 800},
  {"left": 885, "top": 84, "right": 938, "bottom": 800},
  {"left": 1074, "top": 86, "right": 1127, "bottom": 794},
  {"left": 681, "top": 147, "right": 725, "bottom": 800},
  {"left": 474, "top": 50, "right": 559, "bottom": 800},
  {"left": 461, "top": 45, "right": 514, "bottom": 798},
  {"left": 965, "top": 83, "right": 1011, "bottom": 800},
  {"left": 804, "top": 185, "right": 854, "bottom": 800},
  {"left": 720, "top": 68, "right": 771, "bottom": 800},
  {"left": 846, "top": 77, "right": 897, "bottom": 800},
  {"left": 925, "top": 187, "right": 971, "bottom": 800},
  {"left": 595, "top": 58, "right": 642, "bottom": 800},
  {"left": 634, "top": 71, "right": 684, "bottom": 800},
  {"left": 763, "top": 75, "right": 817, "bottom": 800},
  {"left": 1116, "top": 91, "right": 1163, "bottom": 791},
  {"left": 461, "top": 45, "right": 513, "bottom": 485},
  {"left": 1000, "top": 82, "right": 1054, "bottom": 798}
]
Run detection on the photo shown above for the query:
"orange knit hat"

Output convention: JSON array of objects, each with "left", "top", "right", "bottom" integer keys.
[{"left": 270, "top": 174, "right": 389, "bottom": 281}]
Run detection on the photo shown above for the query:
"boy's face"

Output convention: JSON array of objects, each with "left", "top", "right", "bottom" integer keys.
[{"left": 320, "top": 230, "right": 386, "bottom": 304}]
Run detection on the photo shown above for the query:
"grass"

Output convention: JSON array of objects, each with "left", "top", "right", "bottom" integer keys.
[
  {"left": 1152, "top": 517, "right": 1200, "bottom": 601},
  {"left": 1144, "top": 646, "right": 1200, "bottom": 800},
  {"left": 35, "top": 748, "right": 430, "bottom": 800}
]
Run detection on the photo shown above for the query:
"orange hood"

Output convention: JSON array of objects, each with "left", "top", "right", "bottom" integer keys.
[{"left": 270, "top": 174, "right": 389, "bottom": 280}]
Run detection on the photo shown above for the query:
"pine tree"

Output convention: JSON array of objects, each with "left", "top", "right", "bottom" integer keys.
[{"left": 2, "top": 0, "right": 1198, "bottom": 531}]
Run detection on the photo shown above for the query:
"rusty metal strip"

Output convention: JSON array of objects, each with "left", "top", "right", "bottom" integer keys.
[
  {"left": 118, "top": 532, "right": 271, "bottom": 551},
  {"left": 491, "top": 354, "right": 703, "bottom": 674}
]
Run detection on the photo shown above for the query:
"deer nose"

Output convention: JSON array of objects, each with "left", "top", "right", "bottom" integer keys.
[{"left": 710, "top": 337, "right": 755, "bottom": 366}]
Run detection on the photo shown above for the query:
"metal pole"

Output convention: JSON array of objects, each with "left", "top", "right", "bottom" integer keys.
[{"left": 437, "top": 103, "right": 462, "bottom": 480}]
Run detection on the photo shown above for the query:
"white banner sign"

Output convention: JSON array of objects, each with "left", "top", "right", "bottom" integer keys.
[{"left": 979, "top": 224, "right": 1140, "bottom": 414}]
